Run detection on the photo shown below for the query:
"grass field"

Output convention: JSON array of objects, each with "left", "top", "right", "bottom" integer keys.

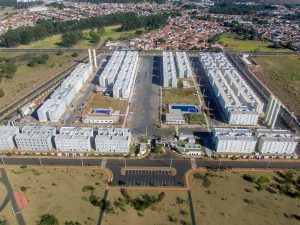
[
  {"left": 190, "top": 170, "right": 300, "bottom": 225},
  {"left": 102, "top": 189, "right": 192, "bottom": 225},
  {"left": 251, "top": 56, "right": 300, "bottom": 117},
  {"left": 17, "top": 25, "right": 136, "bottom": 49},
  {"left": 87, "top": 94, "right": 128, "bottom": 114},
  {"left": 219, "top": 33, "right": 291, "bottom": 52},
  {"left": 0, "top": 52, "right": 85, "bottom": 107},
  {"left": 3, "top": 167, "right": 107, "bottom": 225},
  {"left": 162, "top": 88, "right": 199, "bottom": 113}
]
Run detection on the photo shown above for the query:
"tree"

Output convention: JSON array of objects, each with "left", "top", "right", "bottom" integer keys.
[
  {"left": 60, "top": 31, "right": 83, "bottom": 47},
  {"left": 89, "top": 30, "right": 100, "bottom": 44},
  {"left": 37, "top": 214, "right": 59, "bottom": 225},
  {"left": 177, "top": 79, "right": 183, "bottom": 89},
  {"left": 0, "top": 89, "right": 4, "bottom": 98}
]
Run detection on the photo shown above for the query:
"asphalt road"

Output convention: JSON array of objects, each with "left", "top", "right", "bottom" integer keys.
[{"left": 1, "top": 157, "right": 300, "bottom": 187}]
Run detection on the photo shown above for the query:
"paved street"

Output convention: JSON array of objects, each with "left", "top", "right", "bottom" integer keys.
[{"left": 1, "top": 157, "right": 300, "bottom": 187}]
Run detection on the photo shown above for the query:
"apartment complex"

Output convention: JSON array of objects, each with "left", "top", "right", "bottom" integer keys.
[
  {"left": 265, "top": 95, "right": 281, "bottom": 129},
  {"left": 213, "top": 128, "right": 256, "bottom": 153},
  {"left": 99, "top": 51, "right": 125, "bottom": 87},
  {"left": 255, "top": 129, "right": 297, "bottom": 154},
  {"left": 14, "top": 126, "right": 56, "bottom": 151},
  {"left": 99, "top": 51, "right": 138, "bottom": 99},
  {"left": 54, "top": 127, "right": 93, "bottom": 152},
  {"left": 37, "top": 63, "right": 92, "bottom": 122},
  {"left": 199, "top": 53, "right": 264, "bottom": 125},
  {"left": 95, "top": 127, "right": 131, "bottom": 154},
  {"left": 175, "top": 52, "right": 192, "bottom": 78},
  {"left": 113, "top": 51, "right": 139, "bottom": 99},
  {"left": 163, "top": 51, "right": 177, "bottom": 87},
  {"left": 0, "top": 126, "right": 20, "bottom": 150}
]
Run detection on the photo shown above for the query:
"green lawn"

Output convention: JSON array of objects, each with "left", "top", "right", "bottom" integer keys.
[
  {"left": 251, "top": 56, "right": 300, "bottom": 117},
  {"left": 17, "top": 25, "right": 137, "bottom": 49},
  {"left": 219, "top": 33, "right": 291, "bottom": 52}
]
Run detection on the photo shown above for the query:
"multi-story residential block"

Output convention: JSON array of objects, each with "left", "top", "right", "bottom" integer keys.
[
  {"left": 265, "top": 95, "right": 281, "bottom": 129},
  {"left": 14, "top": 126, "right": 56, "bottom": 151},
  {"left": 163, "top": 51, "right": 177, "bottom": 87},
  {"left": 213, "top": 128, "right": 257, "bottom": 153},
  {"left": 95, "top": 127, "right": 131, "bottom": 154},
  {"left": 54, "top": 127, "right": 93, "bottom": 152},
  {"left": 175, "top": 52, "right": 192, "bottom": 78},
  {"left": 37, "top": 63, "right": 92, "bottom": 122},
  {"left": 199, "top": 53, "right": 264, "bottom": 125},
  {"left": 113, "top": 51, "right": 139, "bottom": 99},
  {"left": 255, "top": 129, "right": 297, "bottom": 154},
  {"left": 0, "top": 126, "right": 20, "bottom": 150}
]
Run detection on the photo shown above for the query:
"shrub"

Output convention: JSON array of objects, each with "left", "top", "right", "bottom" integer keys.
[
  {"left": 37, "top": 214, "right": 59, "bottom": 225},
  {"left": 243, "top": 198, "right": 254, "bottom": 204},
  {"left": 193, "top": 173, "right": 204, "bottom": 179},
  {"left": 20, "top": 165, "right": 27, "bottom": 169},
  {"left": 65, "top": 221, "right": 81, "bottom": 225},
  {"left": 203, "top": 176, "right": 211, "bottom": 188},
  {"left": 57, "top": 50, "right": 64, "bottom": 55},
  {"left": 257, "top": 176, "right": 270, "bottom": 184},
  {"left": 168, "top": 215, "right": 177, "bottom": 223},
  {"left": 71, "top": 52, "right": 79, "bottom": 57},
  {"left": 243, "top": 174, "right": 256, "bottom": 182},
  {"left": 82, "top": 185, "right": 95, "bottom": 192},
  {"left": 20, "top": 186, "right": 27, "bottom": 192},
  {"left": 0, "top": 220, "right": 7, "bottom": 225}
]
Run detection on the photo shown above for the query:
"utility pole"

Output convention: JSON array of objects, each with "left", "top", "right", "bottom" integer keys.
[
  {"left": 0, "top": 156, "right": 5, "bottom": 166},
  {"left": 39, "top": 157, "right": 42, "bottom": 167},
  {"left": 81, "top": 157, "right": 83, "bottom": 167},
  {"left": 170, "top": 157, "right": 173, "bottom": 168},
  {"left": 124, "top": 158, "right": 127, "bottom": 168}
]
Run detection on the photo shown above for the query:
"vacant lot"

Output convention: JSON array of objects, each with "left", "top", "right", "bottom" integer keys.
[
  {"left": 0, "top": 52, "right": 84, "bottom": 107},
  {"left": 17, "top": 25, "right": 136, "bottom": 49},
  {"left": 190, "top": 170, "right": 300, "bottom": 225},
  {"left": 86, "top": 93, "right": 128, "bottom": 114},
  {"left": 251, "top": 56, "right": 300, "bottom": 117},
  {"left": 219, "top": 33, "right": 291, "bottom": 52},
  {"left": 162, "top": 88, "right": 199, "bottom": 113},
  {"left": 102, "top": 189, "right": 192, "bottom": 225},
  {"left": 4, "top": 167, "right": 107, "bottom": 225}
]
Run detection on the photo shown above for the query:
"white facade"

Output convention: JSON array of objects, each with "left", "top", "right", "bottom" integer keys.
[
  {"left": 37, "top": 63, "right": 92, "bottom": 122},
  {"left": 256, "top": 129, "right": 297, "bottom": 154},
  {"left": 199, "top": 52, "right": 264, "bottom": 125},
  {"left": 265, "top": 95, "right": 281, "bottom": 129},
  {"left": 0, "top": 126, "right": 19, "bottom": 150},
  {"left": 213, "top": 128, "right": 256, "bottom": 153},
  {"left": 99, "top": 51, "right": 125, "bottom": 87},
  {"left": 54, "top": 127, "right": 93, "bottom": 152},
  {"left": 113, "top": 51, "right": 139, "bottom": 99},
  {"left": 95, "top": 127, "right": 131, "bottom": 154},
  {"left": 83, "top": 115, "right": 119, "bottom": 124},
  {"left": 165, "top": 113, "right": 185, "bottom": 124},
  {"left": 163, "top": 51, "right": 177, "bottom": 87},
  {"left": 175, "top": 52, "right": 192, "bottom": 78},
  {"left": 14, "top": 126, "right": 56, "bottom": 151}
]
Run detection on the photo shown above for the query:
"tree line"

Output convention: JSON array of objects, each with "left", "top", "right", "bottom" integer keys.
[
  {"left": 0, "top": 11, "right": 175, "bottom": 48},
  {"left": 0, "top": 0, "right": 42, "bottom": 8},
  {"left": 71, "top": 0, "right": 166, "bottom": 4}
]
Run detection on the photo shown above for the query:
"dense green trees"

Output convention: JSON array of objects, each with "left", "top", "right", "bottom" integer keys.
[
  {"left": 225, "top": 21, "right": 260, "bottom": 40},
  {"left": 61, "top": 31, "right": 83, "bottom": 47},
  {"left": 1, "top": 12, "right": 174, "bottom": 47},
  {"left": 89, "top": 30, "right": 100, "bottom": 44}
]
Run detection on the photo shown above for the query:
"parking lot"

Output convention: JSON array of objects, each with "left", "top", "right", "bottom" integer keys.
[{"left": 125, "top": 169, "right": 173, "bottom": 176}]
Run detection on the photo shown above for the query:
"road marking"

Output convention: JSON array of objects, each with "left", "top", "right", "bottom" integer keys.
[
  {"left": 190, "top": 158, "right": 197, "bottom": 169},
  {"left": 100, "top": 159, "right": 107, "bottom": 168}
]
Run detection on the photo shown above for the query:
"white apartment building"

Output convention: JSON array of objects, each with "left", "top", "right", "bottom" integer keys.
[
  {"left": 199, "top": 52, "right": 264, "bottom": 125},
  {"left": 113, "top": 51, "right": 139, "bottom": 99},
  {"left": 213, "top": 128, "right": 256, "bottom": 153},
  {"left": 255, "top": 129, "right": 297, "bottom": 154},
  {"left": 14, "top": 126, "right": 56, "bottom": 151},
  {"left": 163, "top": 51, "right": 177, "bottom": 87},
  {"left": 99, "top": 51, "right": 125, "bottom": 87},
  {"left": 37, "top": 63, "right": 92, "bottom": 122},
  {"left": 264, "top": 95, "right": 281, "bottom": 129},
  {"left": 175, "top": 52, "right": 192, "bottom": 78},
  {"left": 95, "top": 127, "right": 131, "bottom": 154},
  {"left": 0, "top": 126, "right": 20, "bottom": 150},
  {"left": 54, "top": 127, "right": 93, "bottom": 152}
]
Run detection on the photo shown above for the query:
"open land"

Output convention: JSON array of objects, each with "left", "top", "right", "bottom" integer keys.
[
  {"left": 219, "top": 33, "right": 291, "bottom": 52},
  {"left": 17, "top": 25, "right": 137, "bottom": 49},
  {"left": 85, "top": 93, "right": 128, "bottom": 114},
  {"left": 162, "top": 88, "right": 199, "bottom": 113},
  {"left": 0, "top": 51, "right": 85, "bottom": 107},
  {"left": 102, "top": 189, "right": 192, "bottom": 225},
  {"left": 190, "top": 170, "right": 300, "bottom": 225},
  {"left": 3, "top": 167, "right": 107, "bottom": 225},
  {"left": 251, "top": 56, "right": 300, "bottom": 117}
]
